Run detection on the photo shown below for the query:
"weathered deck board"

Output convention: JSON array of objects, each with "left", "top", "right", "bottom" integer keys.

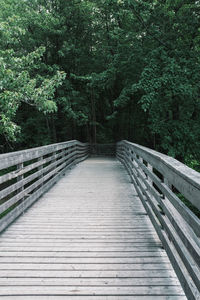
[
  {"left": 0, "top": 157, "right": 186, "bottom": 299},
  {"left": 0, "top": 297, "right": 187, "bottom": 300}
]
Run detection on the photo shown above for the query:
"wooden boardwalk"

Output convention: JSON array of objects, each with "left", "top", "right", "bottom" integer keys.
[{"left": 0, "top": 157, "right": 186, "bottom": 299}]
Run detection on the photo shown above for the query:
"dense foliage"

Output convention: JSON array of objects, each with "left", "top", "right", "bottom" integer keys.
[{"left": 0, "top": 0, "right": 200, "bottom": 166}]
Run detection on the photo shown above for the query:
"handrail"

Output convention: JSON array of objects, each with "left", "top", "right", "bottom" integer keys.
[
  {"left": 117, "top": 140, "right": 200, "bottom": 300},
  {"left": 0, "top": 140, "right": 89, "bottom": 233}
]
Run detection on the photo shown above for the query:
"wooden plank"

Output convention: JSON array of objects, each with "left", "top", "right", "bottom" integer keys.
[
  {"left": 1, "top": 233, "right": 159, "bottom": 238},
  {"left": 3, "top": 227, "right": 155, "bottom": 232},
  {"left": 0, "top": 286, "right": 185, "bottom": 296},
  {"left": 0, "top": 242, "right": 163, "bottom": 248},
  {"left": 0, "top": 277, "right": 180, "bottom": 286},
  {"left": 0, "top": 269, "right": 177, "bottom": 278},
  {"left": 0, "top": 246, "right": 172, "bottom": 252},
  {"left": 0, "top": 263, "right": 173, "bottom": 270},
  {"left": 0, "top": 256, "right": 170, "bottom": 263},
  {"left": 0, "top": 296, "right": 188, "bottom": 300},
  {"left": 0, "top": 251, "right": 167, "bottom": 257}
]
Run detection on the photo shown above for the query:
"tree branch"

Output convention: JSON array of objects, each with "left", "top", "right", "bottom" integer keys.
[{"left": 129, "top": 4, "right": 172, "bottom": 51}]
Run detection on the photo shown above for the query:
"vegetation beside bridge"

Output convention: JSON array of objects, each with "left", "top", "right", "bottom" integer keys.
[{"left": 0, "top": 0, "right": 200, "bottom": 171}]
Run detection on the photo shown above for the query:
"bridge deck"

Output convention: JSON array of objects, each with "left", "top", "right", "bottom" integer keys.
[{"left": 0, "top": 157, "right": 186, "bottom": 299}]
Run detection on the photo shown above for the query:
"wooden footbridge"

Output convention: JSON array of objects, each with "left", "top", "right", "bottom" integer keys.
[{"left": 0, "top": 140, "right": 199, "bottom": 299}]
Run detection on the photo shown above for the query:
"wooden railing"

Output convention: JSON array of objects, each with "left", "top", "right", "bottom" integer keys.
[
  {"left": 0, "top": 140, "right": 89, "bottom": 233},
  {"left": 117, "top": 140, "right": 200, "bottom": 300}
]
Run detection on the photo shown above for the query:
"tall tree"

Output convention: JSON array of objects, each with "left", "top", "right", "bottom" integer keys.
[
  {"left": 0, "top": 0, "right": 200, "bottom": 167},
  {"left": 0, "top": 0, "right": 65, "bottom": 146}
]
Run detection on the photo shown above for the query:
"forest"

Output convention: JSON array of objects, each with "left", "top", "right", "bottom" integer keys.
[{"left": 0, "top": 0, "right": 200, "bottom": 169}]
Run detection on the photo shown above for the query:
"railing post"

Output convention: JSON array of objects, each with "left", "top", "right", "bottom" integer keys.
[
  {"left": 75, "top": 141, "right": 78, "bottom": 164},
  {"left": 37, "top": 156, "right": 43, "bottom": 186},
  {"left": 147, "top": 163, "right": 153, "bottom": 186},
  {"left": 52, "top": 151, "right": 57, "bottom": 165},
  {"left": 17, "top": 162, "right": 25, "bottom": 209},
  {"left": 17, "top": 163, "right": 24, "bottom": 183},
  {"left": 164, "top": 177, "right": 172, "bottom": 190},
  {"left": 62, "top": 148, "right": 66, "bottom": 162}
]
